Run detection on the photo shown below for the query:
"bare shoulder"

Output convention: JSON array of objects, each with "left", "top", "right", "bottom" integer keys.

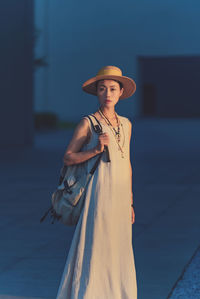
[
  {"left": 75, "top": 116, "right": 92, "bottom": 140},
  {"left": 69, "top": 118, "right": 87, "bottom": 138},
  {"left": 64, "top": 117, "right": 91, "bottom": 154},
  {"left": 77, "top": 117, "right": 90, "bottom": 130}
]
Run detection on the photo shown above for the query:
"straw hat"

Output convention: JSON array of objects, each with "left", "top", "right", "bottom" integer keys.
[{"left": 82, "top": 65, "right": 136, "bottom": 100}]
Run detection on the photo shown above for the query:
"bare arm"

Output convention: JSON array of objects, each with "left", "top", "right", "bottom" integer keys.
[{"left": 63, "top": 118, "right": 109, "bottom": 166}]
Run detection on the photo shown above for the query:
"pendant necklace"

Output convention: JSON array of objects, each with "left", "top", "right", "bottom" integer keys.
[{"left": 98, "top": 108, "right": 125, "bottom": 158}]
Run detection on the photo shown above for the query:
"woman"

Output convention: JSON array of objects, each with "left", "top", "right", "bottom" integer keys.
[{"left": 56, "top": 65, "right": 137, "bottom": 299}]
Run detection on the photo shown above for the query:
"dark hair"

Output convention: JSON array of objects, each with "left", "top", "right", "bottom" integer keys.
[{"left": 95, "top": 79, "right": 123, "bottom": 91}]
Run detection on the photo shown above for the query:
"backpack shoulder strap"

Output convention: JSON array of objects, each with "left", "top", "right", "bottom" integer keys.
[{"left": 84, "top": 114, "right": 103, "bottom": 135}]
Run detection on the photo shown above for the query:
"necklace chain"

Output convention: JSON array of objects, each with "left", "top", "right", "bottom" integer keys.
[
  {"left": 98, "top": 108, "right": 125, "bottom": 158},
  {"left": 99, "top": 109, "right": 120, "bottom": 140}
]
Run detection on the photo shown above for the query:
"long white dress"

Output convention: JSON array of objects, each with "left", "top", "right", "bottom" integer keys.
[{"left": 56, "top": 114, "right": 137, "bottom": 299}]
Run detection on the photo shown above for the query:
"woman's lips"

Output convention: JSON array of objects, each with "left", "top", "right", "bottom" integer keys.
[{"left": 105, "top": 100, "right": 112, "bottom": 103}]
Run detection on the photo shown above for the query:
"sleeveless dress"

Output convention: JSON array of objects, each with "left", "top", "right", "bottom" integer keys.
[{"left": 56, "top": 114, "right": 137, "bottom": 299}]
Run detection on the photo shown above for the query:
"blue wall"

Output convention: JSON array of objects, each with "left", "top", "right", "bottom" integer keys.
[
  {"left": 0, "top": 0, "right": 34, "bottom": 147},
  {"left": 34, "top": 0, "right": 200, "bottom": 121}
]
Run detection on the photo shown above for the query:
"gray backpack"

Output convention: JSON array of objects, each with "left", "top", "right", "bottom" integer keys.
[{"left": 40, "top": 114, "right": 110, "bottom": 226}]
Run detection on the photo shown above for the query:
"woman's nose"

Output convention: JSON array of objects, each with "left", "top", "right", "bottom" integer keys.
[{"left": 105, "top": 89, "right": 111, "bottom": 96}]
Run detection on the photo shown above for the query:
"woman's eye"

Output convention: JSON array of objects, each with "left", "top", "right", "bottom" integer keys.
[{"left": 98, "top": 87, "right": 116, "bottom": 91}]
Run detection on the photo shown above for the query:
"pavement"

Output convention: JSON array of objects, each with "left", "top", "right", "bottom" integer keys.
[
  {"left": 169, "top": 244, "right": 200, "bottom": 299},
  {"left": 0, "top": 117, "right": 200, "bottom": 299}
]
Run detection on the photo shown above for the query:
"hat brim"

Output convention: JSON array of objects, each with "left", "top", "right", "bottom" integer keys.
[{"left": 82, "top": 75, "right": 136, "bottom": 99}]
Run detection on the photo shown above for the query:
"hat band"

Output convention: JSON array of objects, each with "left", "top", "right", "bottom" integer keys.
[{"left": 97, "top": 68, "right": 122, "bottom": 76}]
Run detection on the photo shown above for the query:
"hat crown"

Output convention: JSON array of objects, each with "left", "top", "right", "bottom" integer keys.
[{"left": 97, "top": 65, "right": 122, "bottom": 77}]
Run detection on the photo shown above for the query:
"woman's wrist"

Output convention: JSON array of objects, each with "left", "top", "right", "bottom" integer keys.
[{"left": 93, "top": 145, "right": 103, "bottom": 155}]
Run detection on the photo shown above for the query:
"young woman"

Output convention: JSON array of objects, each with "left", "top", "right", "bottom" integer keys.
[{"left": 56, "top": 65, "right": 137, "bottom": 299}]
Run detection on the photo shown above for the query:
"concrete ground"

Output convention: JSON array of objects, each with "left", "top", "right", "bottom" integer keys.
[
  {"left": 0, "top": 117, "right": 200, "bottom": 299},
  {"left": 168, "top": 244, "right": 200, "bottom": 298}
]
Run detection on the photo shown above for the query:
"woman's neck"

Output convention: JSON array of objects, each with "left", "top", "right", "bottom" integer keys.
[{"left": 99, "top": 106, "right": 116, "bottom": 120}]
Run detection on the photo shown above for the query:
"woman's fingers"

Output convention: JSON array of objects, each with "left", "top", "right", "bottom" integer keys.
[
  {"left": 99, "top": 133, "right": 109, "bottom": 146},
  {"left": 95, "top": 133, "right": 110, "bottom": 153}
]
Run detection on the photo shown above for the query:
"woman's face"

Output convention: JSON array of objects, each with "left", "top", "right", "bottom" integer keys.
[{"left": 96, "top": 79, "right": 124, "bottom": 108}]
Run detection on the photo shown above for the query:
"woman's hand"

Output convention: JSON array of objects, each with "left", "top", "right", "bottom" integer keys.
[
  {"left": 95, "top": 132, "right": 110, "bottom": 153},
  {"left": 131, "top": 206, "right": 135, "bottom": 224}
]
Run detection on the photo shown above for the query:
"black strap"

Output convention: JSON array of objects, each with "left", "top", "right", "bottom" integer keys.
[
  {"left": 86, "top": 114, "right": 102, "bottom": 134},
  {"left": 58, "top": 165, "right": 68, "bottom": 185},
  {"left": 89, "top": 151, "right": 103, "bottom": 175},
  {"left": 90, "top": 114, "right": 103, "bottom": 134},
  {"left": 85, "top": 114, "right": 111, "bottom": 162},
  {"left": 84, "top": 114, "right": 104, "bottom": 173}
]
